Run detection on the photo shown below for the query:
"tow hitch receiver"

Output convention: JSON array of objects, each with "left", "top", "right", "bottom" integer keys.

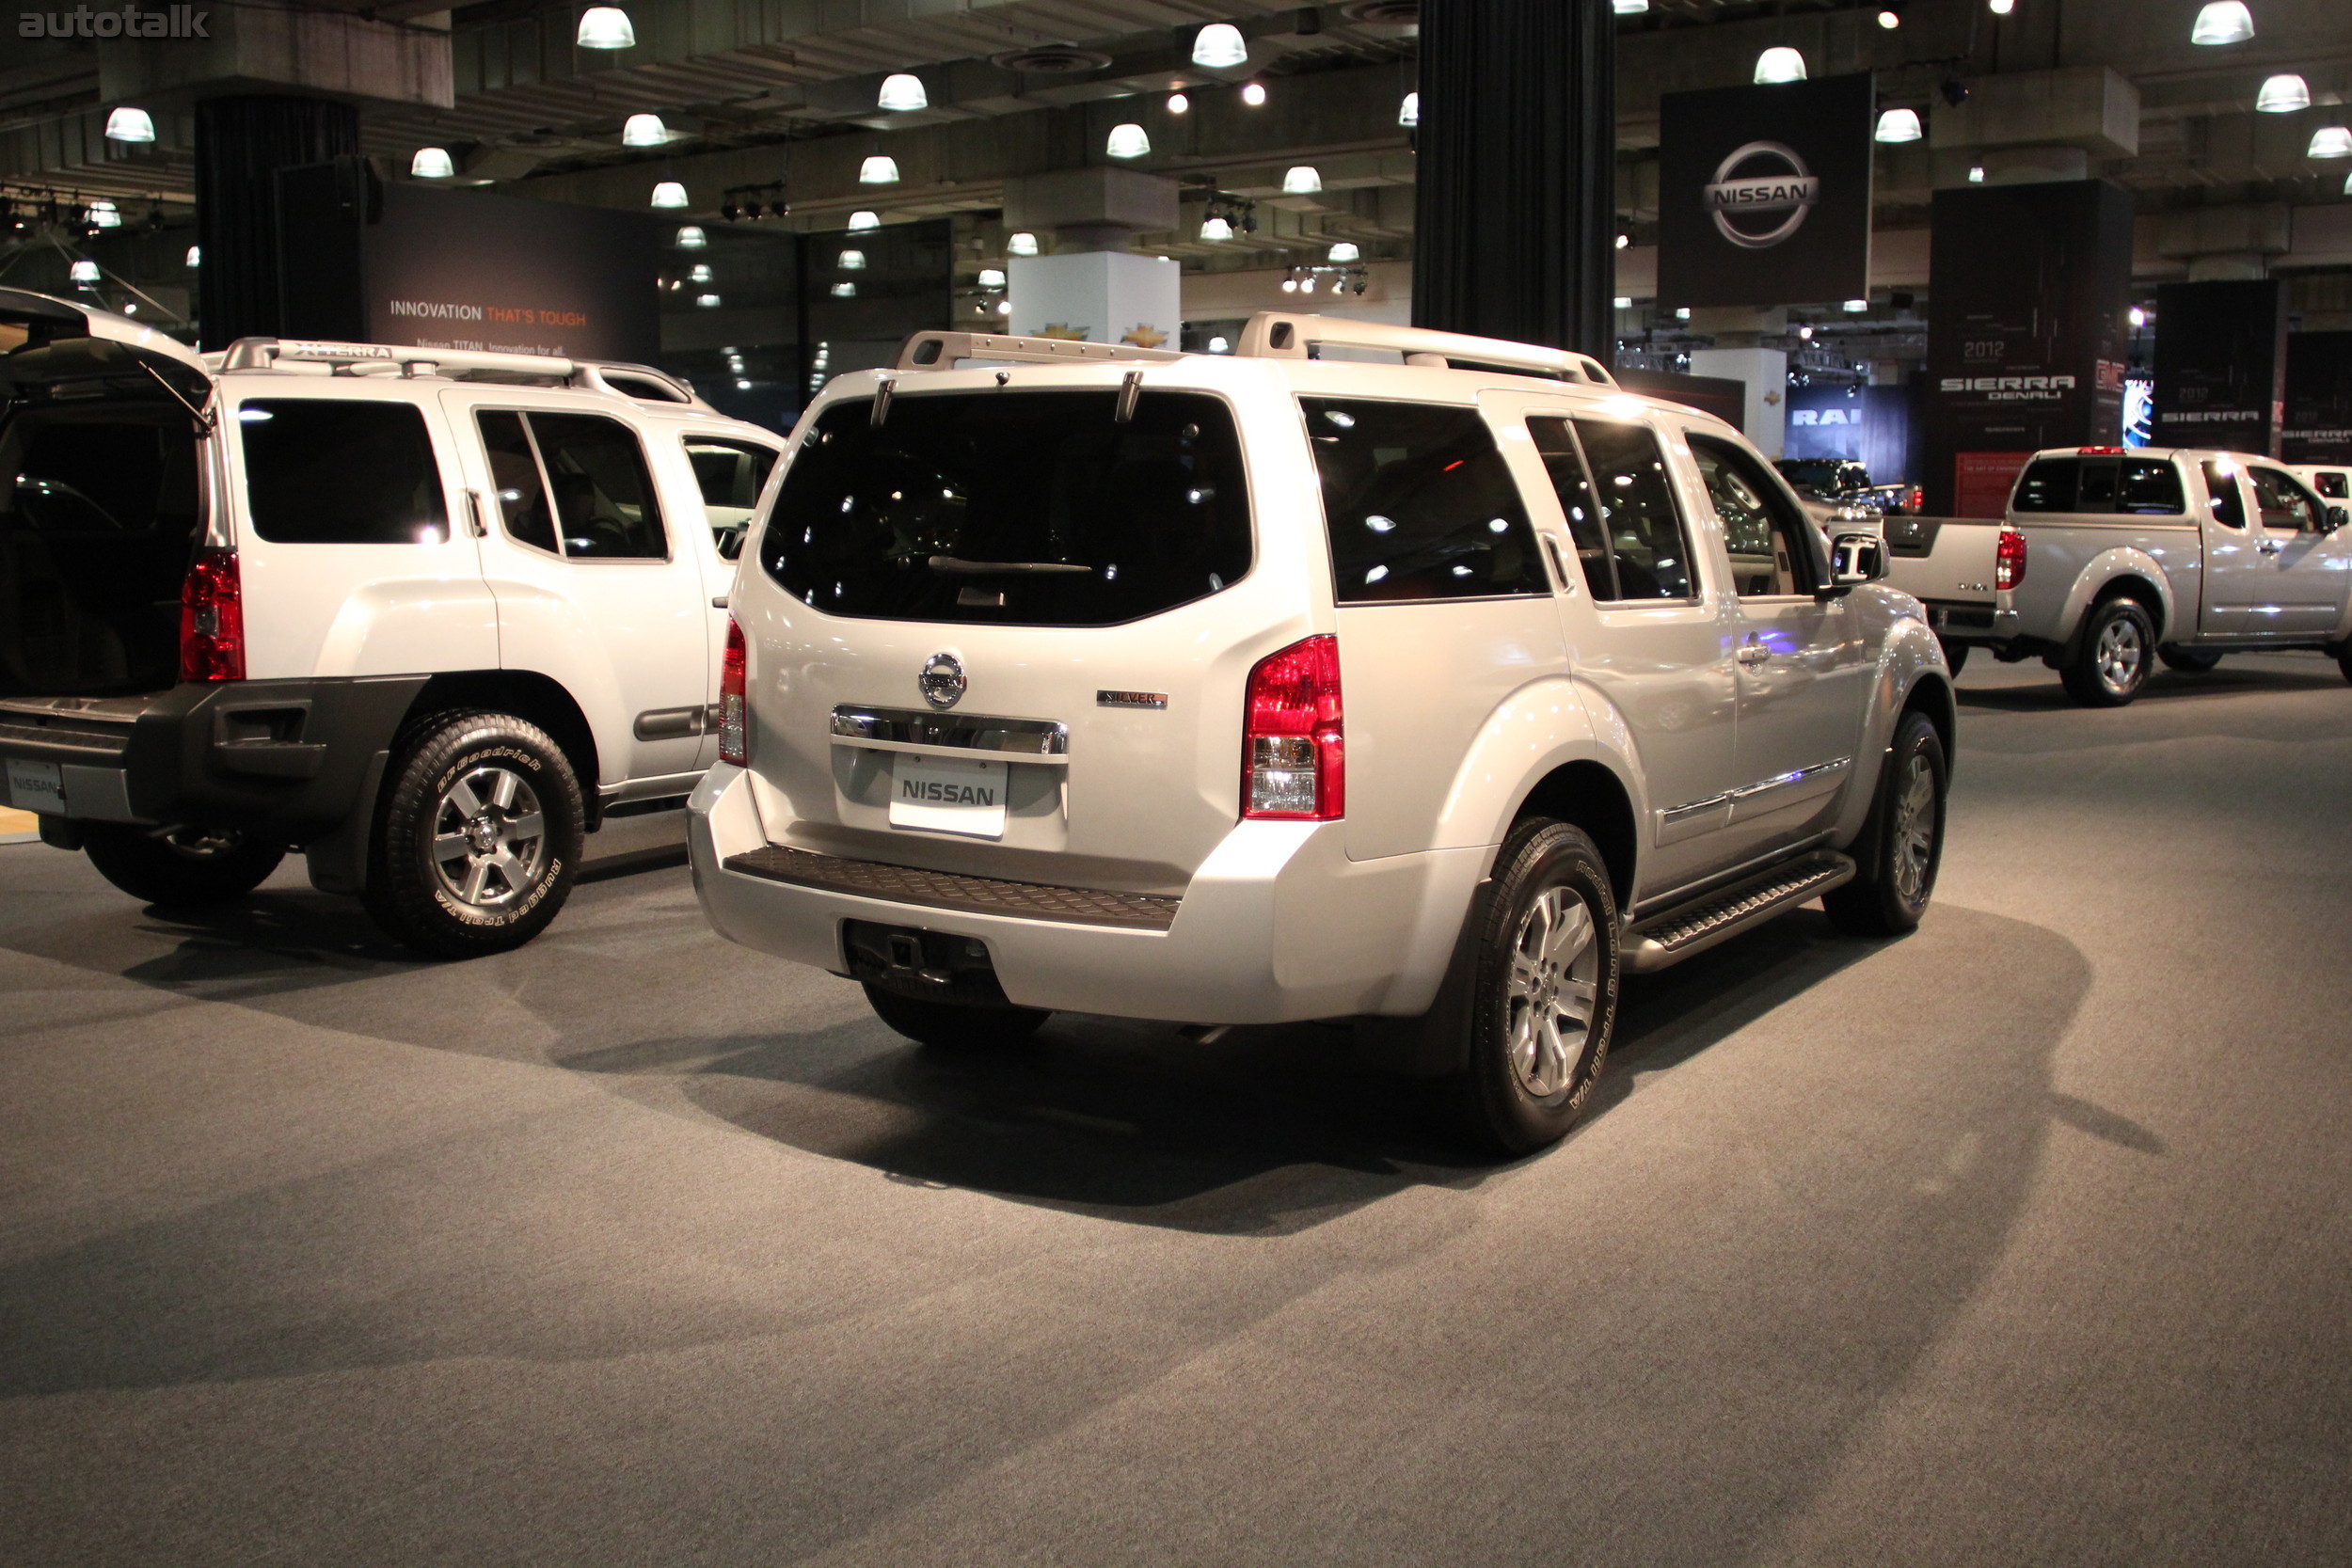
[{"left": 843, "top": 919, "right": 1018, "bottom": 1006}]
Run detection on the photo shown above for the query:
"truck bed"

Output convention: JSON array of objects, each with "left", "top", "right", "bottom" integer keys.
[{"left": 1881, "top": 515, "right": 2004, "bottom": 641}]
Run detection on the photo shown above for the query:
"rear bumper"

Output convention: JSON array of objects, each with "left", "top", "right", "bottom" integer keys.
[
  {"left": 1921, "top": 600, "right": 2020, "bottom": 643},
  {"left": 687, "top": 763, "right": 1484, "bottom": 1024},
  {"left": 0, "top": 676, "right": 425, "bottom": 842}
]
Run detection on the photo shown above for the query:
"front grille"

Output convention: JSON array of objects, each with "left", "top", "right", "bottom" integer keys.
[{"left": 722, "top": 845, "right": 1181, "bottom": 931}]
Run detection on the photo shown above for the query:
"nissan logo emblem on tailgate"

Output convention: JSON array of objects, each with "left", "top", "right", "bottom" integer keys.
[{"left": 919, "top": 652, "right": 966, "bottom": 709}]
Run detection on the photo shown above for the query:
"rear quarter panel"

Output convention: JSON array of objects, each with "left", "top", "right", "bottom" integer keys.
[{"left": 2008, "top": 518, "right": 2197, "bottom": 642}]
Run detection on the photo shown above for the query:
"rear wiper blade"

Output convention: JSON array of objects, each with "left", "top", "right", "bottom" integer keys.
[{"left": 926, "top": 555, "right": 1093, "bottom": 575}]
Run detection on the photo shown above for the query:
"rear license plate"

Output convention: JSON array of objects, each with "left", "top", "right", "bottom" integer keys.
[
  {"left": 887, "top": 752, "right": 1008, "bottom": 839},
  {"left": 5, "top": 758, "right": 64, "bottom": 816}
]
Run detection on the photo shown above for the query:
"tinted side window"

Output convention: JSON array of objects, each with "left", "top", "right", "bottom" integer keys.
[
  {"left": 1691, "top": 433, "right": 1818, "bottom": 597},
  {"left": 1528, "top": 418, "right": 1613, "bottom": 597},
  {"left": 2117, "top": 458, "right": 2185, "bottom": 515},
  {"left": 1302, "top": 398, "right": 1547, "bottom": 603},
  {"left": 2012, "top": 458, "right": 2079, "bottom": 513},
  {"left": 2314, "top": 471, "right": 2349, "bottom": 500},
  {"left": 239, "top": 400, "right": 448, "bottom": 545},
  {"left": 477, "top": 410, "right": 557, "bottom": 554},
  {"left": 2201, "top": 461, "right": 2245, "bottom": 529},
  {"left": 684, "top": 436, "right": 779, "bottom": 560},
  {"left": 532, "top": 413, "right": 667, "bottom": 560},
  {"left": 1571, "top": 418, "right": 1696, "bottom": 601},
  {"left": 2250, "top": 467, "right": 2319, "bottom": 531}
]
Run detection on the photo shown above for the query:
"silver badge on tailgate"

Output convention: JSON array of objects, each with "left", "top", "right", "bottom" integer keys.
[{"left": 918, "top": 651, "right": 965, "bottom": 709}]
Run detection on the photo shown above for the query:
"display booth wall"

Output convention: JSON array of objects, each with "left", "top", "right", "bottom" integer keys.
[
  {"left": 2280, "top": 330, "right": 2352, "bottom": 466},
  {"left": 2152, "top": 278, "right": 2288, "bottom": 458}
]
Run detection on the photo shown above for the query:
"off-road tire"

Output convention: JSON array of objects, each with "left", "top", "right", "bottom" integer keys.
[
  {"left": 2336, "top": 644, "right": 2352, "bottom": 685},
  {"left": 1823, "top": 711, "right": 1947, "bottom": 938},
  {"left": 81, "top": 823, "right": 284, "bottom": 907},
  {"left": 865, "top": 983, "right": 1049, "bottom": 1049},
  {"left": 1936, "top": 639, "right": 1969, "bottom": 676},
  {"left": 2060, "top": 597, "right": 2156, "bottom": 706},
  {"left": 1449, "top": 818, "right": 1621, "bottom": 1160},
  {"left": 363, "top": 709, "right": 584, "bottom": 959},
  {"left": 2158, "top": 645, "right": 2223, "bottom": 673}
]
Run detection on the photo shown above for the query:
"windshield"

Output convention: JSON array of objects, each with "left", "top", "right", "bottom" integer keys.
[{"left": 756, "top": 388, "right": 1250, "bottom": 626}]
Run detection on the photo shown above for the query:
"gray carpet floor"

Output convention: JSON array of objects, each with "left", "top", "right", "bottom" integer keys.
[{"left": 2, "top": 651, "right": 2347, "bottom": 1565}]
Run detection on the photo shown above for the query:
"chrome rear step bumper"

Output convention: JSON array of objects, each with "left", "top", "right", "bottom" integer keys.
[{"left": 721, "top": 844, "right": 1180, "bottom": 932}]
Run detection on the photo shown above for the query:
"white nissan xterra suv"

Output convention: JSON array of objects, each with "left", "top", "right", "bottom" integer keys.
[
  {"left": 0, "top": 290, "right": 781, "bottom": 956},
  {"left": 690, "top": 314, "right": 1957, "bottom": 1154}
]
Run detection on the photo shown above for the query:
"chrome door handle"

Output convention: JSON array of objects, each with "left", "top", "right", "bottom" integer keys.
[
  {"left": 1737, "top": 643, "right": 1771, "bottom": 667},
  {"left": 465, "top": 488, "right": 492, "bottom": 539}
]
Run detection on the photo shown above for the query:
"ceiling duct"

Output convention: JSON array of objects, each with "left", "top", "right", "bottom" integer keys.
[
  {"left": 989, "top": 46, "right": 1114, "bottom": 75},
  {"left": 1343, "top": 1, "right": 1421, "bottom": 24}
]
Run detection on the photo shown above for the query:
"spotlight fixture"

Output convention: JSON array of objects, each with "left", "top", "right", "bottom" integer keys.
[
  {"left": 849, "top": 210, "right": 881, "bottom": 232},
  {"left": 1398, "top": 90, "right": 1419, "bottom": 128},
  {"left": 1613, "top": 0, "right": 1648, "bottom": 13},
  {"left": 675, "top": 225, "right": 707, "bottom": 248},
  {"left": 1843, "top": 298, "right": 1868, "bottom": 312},
  {"left": 621, "top": 114, "right": 667, "bottom": 147},
  {"left": 70, "top": 259, "right": 100, "bottom": 285},
  {"left": 997, "top": 300, "right": 1012, "bottom": 314},
  {"left": 1615, "top": 231, "right": 1630, "bottom": 249},
  {"left": 1754, "top": 47, "right": 1807, "bottom": 85},
  {"left": 105, "top": 107, "right": 156, "bottom": 143},
  {"left": 977, "top": 268, "right": 1007, "bottom": 287},
  {"left": 859, "top": 155, "right": 900, "bottom": 184},
  {"left": 2311, "top": 127, "right": 2352, "bottom": 159},
  {"left": 87, "top": 198, "right": 119, "bottom": 229},
  {"left": 2129, "top": 306, "right": 2147, "bottom": 328},
  {"left": 736, "top": 379, "right": 753, "bottom": 390},
  {"left": 2190, "top": 1, "right": 2253, "bottom": 44},
  {"left": 1327, "top": 241, "right": 1360, "bottom": 262},
  {"left": 184, "top": 245, "right": 200, "bottom": 267},
  {"left": 696, "top": 293, "right": 721, "bottom": 308},
  {"left": 1876, "top": 5, "right": 1901, "bottom": 28},
  {"left": 1168, "top": 92, "right": 1190, "bottom": 115},
  {"left": 1282, "top": 166, "right": 1323, "bottom": 194},
  {"left": 877, "top": 73, "right": 928, "bottom": 112},
  {"left": 1798, "top": 325, "right": 1813, "bottom": 340},
  {"left": 650, "top": 182, "right": 688, "bottom": 209},
  {"left": 1200, "top": 215, "right": 1233, "bottom": 241},
  {"left": 2255, "top": 74, "right": 2310, "bottom": 114},
  {"left": 576, "top": 6, "right": 635, "bottom": 48},
  {"left": 837, "top": 249, "right": 866, "bottom": 270},
  {"left": 1939, "top": 75, "right": 1971, "bottom": 107},
  {"left": 1987, "top": 0, "right": 2012, "bottom": 14},
  {"left": 831, "top": 282, "right": 856, "bottom": 298},
  {"left": 690, "top": 263, "right": 712, "bottom": 282},
  {"left": 1191, "top": 22, "right": 1248, "bottom": 69},
  {"left": 1208, "top": 336, "right": 1231, "bottom": 354},
  {"left": 1875, "top": 108, "right": 1923, "bottom": 143},
  {"left": 411, "top": 147, "right": 455, "bottom": 179},
  {"left": 1968, "top": 164, "right": 1986, "bottom": 182},
  {"left": 1106, "top": 123, "right": 1152, "bottom": 159},
  {"left": 1281, "top": 274, "right": 1297, "bottom": 293},
  {"left": 1008, "top": 230, "right": 1040, "bottom": 256},
  {"left": 1241, "top": 82, "right": 1267, "bottom": 107},
  {"left": 1613, "top": 296, "right": 1633, "bottom": 309}
]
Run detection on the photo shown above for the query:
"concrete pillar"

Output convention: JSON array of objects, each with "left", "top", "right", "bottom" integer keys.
[{"left": 195, "top": 97, "right": 358, "bottom": 349}]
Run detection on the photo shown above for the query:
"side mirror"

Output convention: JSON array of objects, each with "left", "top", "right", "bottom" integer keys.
[
  {"left": 1823, "top": 531, "right": 1885, "bottom": 595},
  {"left": 2327, "top": 505, "right": 2349, "bottom": 534}
]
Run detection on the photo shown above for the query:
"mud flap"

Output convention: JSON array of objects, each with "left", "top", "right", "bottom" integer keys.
[{"left": 1352, "top": 871, "right": 1498, "bottom": 1079}]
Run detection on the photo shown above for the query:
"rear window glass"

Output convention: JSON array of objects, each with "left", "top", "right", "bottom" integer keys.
[
  {"left": 2315, "top": 471, "right": 2348, "bottom": 500},
  {"left": 1302, "top": 397, "right": 1546, "bottom": 603},
  {"left": 758, "top": 389, "right": 1249, "bottom": 626},
  {"left": 237, "top": 400, "right": 448, "bottom": 544},
  {"left": 2013, "top": 455, "right": 2183, "bottom": 515}
]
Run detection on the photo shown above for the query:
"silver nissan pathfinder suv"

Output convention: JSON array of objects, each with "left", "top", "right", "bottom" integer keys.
[{"left": 688, "top": 314, "right": 1956, "bottom": 1155}]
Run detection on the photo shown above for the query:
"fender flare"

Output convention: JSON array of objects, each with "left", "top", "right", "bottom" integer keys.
[
  {"left": 2059, "top": 546, "right": 2178, "bottom": 646},
  {"left": 1430, "top": 673, "right": 1647, "bottom": 865}
]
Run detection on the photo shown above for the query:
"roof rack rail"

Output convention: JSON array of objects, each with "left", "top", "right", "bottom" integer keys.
[
  {"left": 895, "top": 329, "right": 1184, "bottom": 372},
  {"left": 1232, "top": 313, "right": 1616, "bottom": 386},
  {"left": 215, "top": 338, "right": 715, "bottom": 410}
]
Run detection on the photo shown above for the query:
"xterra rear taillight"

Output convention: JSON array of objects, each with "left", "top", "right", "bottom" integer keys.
[
  {"left": 178, "top": 547, "right": 245, "bottom": 683},
  {"left": 1242, "top": 634, "right": 1343, "bottom": 820},
  {"left": 717, "top": 616, "right": 749, "bottom": 766},
  {"left": 1907, "top": 484, "right": 1924, "bottom": 513},
  {"left": 1994, "top": 526, "right": 2027, "bottom": 592}
]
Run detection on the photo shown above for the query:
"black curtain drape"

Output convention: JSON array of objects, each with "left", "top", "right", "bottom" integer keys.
[
  {"left": 196, "top": 96, "right": 359, "bottom": 350},
  {"left": 1412, "top": 0, "right": 1615, "bottom": 359}
]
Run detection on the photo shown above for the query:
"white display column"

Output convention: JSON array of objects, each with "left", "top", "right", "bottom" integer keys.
[
  {"left": 1007, "top": 251, "right": 1182, "bottom": 348},
  {"left": 1688, "top": 347, "right": 1789, "bottom": 457}
]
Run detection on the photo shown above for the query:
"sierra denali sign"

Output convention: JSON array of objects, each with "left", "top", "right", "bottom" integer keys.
[{"left": 1658, "top": 73, "right": 1872, "bottom": 309}]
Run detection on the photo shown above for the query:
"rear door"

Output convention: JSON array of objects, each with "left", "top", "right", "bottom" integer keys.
[
  {"left": 2246, "top": 465, "right": 2352, "bottom": 637},
  {"left": 441, "top": 389, "right": 709, "bottom": 784},
  {"left": 225, "top": 384, "right": 496, "bottom": 679},
  {"left": 668, "top": 429, "right": 782, "bottom": 768}
]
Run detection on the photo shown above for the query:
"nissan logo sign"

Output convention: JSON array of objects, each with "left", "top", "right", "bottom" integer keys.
[
  {"left": 918, "top": 651, "right": 966, "bottom": 709},
  {"left": 1705, "top": 141, "right": 1820, "bottom": 250}
]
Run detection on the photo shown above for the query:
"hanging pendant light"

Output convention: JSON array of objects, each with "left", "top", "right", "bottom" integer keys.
[
  {"left": 2309, "top": 126, "right": 2352, "bottom": 159},
  {"left": 878, "top": 73, "right": 928, "bottom": 112},
  {"left": 411, "top": 147, "right": 455, "bottom": 179},
  {"left": 1105, "top": 123, "right": 1151, "bottom": 159},
  {"left": 831, "top": 282, "right": 857, "bottom": 298},
  {"left": 1282, "top": 166, "right": 1323, "bottom": 194},
  {"left": 1613, "top": 0, "right": 1648, "bottom": 13},
  {"left": 650, "top": 182, "right": 688, "bottom": 209},
  {"left": 1327, "top": 241, "right": 1361, "bottom": 262},
  {"left": 675, "top": 225, "right": 707, "bottom": 248},
  {"left": 1200, "top": 215, "right": 1233, "bottom": 241},
  {"left": 71, "top": 260, "right": 100, "bottom": 285},
  {"left": 2190, "top": 1, "right": 2254, "bottom": 44},
  {"left": 848, "top": 210, "right": 881, "bottom": 232},
  {"left": 105, "top": 107, "right": 156, "bottom": 143},
  {"left": 87, "top": 199, "right": 120, "bottom": 229},
  {"left": 621, "top": 114, "right": 667, "bottom": 147},
  {"left": 977, "top": 268, "right": 1007, "bottom": 288},
  {"left": 690, "top": 263, "right": 712, "bottom": 283},
  {"left": 576, "top": 6, "right": 636, "bottom": 48},
  {"left": 1191, "top": 23, "right": 1248, "bottom": 69},
  {"left": 1008, "top": 230, "right": 1040, "bottom": 256},
  {"left": 837, "top": 249, "right": 866, "bottom": 270},
  {"left": 859, "top": 154, "right": 900, "bottom": 184},
  {"left": 696, "top": 293, "right": 722, "bottom": 308},
  {"left": 1754, "top": 47, "right": 1807, "bottom": 85},
  {"left": 1874, "top": 107, "right": 1924, "bottom": 143},
  {"left": 1398, "top": 90, "right": 1419, "bottom": 128},
  {"left": 184, "top": 245, "right": 200, "bottom": 268},
  {"left": 1987, "top": 0, "right": 2013, "bottom": 14},
  {"left": 2255, "top": 74, "right": 2310, "bottom": 113}
]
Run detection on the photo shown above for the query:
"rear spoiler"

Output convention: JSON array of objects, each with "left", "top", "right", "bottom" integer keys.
[{"left": 0, "top": 288, "right": 215, "bottom": 422}]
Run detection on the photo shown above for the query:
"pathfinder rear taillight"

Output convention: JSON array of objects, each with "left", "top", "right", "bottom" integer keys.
[
  {"left": 1907, "top": 484, "right": 1924, "bottom": 513},
  {"left": 178, "top": 547, "right": 245, "bottom": 683},
  {"left": 1994, "top": 525, "right": 2027, "bottom": 592},
  {"left": 1242, "top": 634, "right": 1343, "bottom": 820},
  {"left": 718, "top": 616, "right": 749, "bottom": 766}
]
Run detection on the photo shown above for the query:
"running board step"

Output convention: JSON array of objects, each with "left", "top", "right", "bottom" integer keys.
[{"left": 1622, "top": 852, "right": 1855, "bottom": 974}]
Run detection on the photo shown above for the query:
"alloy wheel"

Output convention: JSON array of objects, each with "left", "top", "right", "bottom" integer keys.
[
  {"left": 1503, "top": 884, "right": 1602, "bottom": 1099},
  {"left": 2096, "top": 616, "right": 2145, "bottom": 695},
  {"left": 1891, "top": 753, "right": 1937, "bottom": 905},
  {"left": 429, "top": 764, "right": 548, "bottom": 910}
]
